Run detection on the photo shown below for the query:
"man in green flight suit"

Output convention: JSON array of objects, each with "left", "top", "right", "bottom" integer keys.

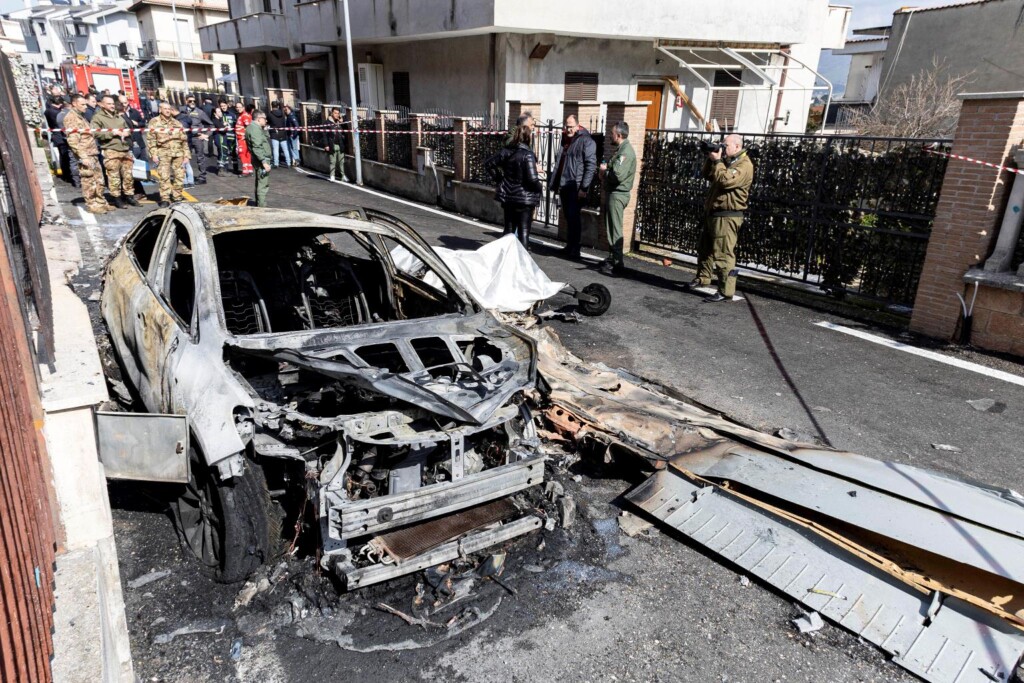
[
  {"left": 687, "top": 133, "right": 753, "bottom": 302},
  {"left": 245, "top": 111, "right": 272, "bottom": 207},
  {"left": 599, "top": 121, "right": 636, "bottom": 277}
]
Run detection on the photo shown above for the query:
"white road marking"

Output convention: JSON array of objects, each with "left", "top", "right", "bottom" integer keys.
[
  {"left": 295, "top": 167, "right": 604, "bottom": 263},
  {"left": 814, "top": 321, "right": 1024, "bottom": 388},
  {"left": 76, "top": 206, "right": 106, "bottom": 254}
]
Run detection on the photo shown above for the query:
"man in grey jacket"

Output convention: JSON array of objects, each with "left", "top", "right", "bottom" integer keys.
[{"left": 549, "top": 115, "right": 597, "bottom": 260}]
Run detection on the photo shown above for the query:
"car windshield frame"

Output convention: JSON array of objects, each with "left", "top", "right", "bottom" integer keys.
[{"left": 207, "top": 223, "right": 480, "bottom": 339}]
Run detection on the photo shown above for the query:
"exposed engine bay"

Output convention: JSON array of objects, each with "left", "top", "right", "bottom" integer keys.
[{"left": 215, "top": 224, "right": 545, "bottom": 588}]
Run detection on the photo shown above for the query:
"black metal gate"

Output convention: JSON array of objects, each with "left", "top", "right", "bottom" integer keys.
[
  {"left": 533, "top": 116, "right": 605, "bottom": 228},
  {"left": 634, "top": 130, "right": 952, "bottom": 308}
]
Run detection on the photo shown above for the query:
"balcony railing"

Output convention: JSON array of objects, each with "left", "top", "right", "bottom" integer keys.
[
  {"left": 198, "top": 13, "right": 289, "bottom": 52},
  {"left": 142, "top": 39, "right": 212, "bottom": 60}
]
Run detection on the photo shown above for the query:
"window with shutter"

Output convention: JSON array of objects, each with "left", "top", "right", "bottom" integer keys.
[
  {"left": 564, "top": 72, "right": 598, "bottom": 101},
  {"left": 709, "top": 70, "right": 742, "bottom": 131}
]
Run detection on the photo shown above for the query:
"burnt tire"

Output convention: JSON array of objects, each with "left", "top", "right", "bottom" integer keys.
[
  {"left": 578, "top": 283, "right": 611, "bottom": 317},
  {"left": 173, "top": 448, "right": 280, "bottom": 584}
]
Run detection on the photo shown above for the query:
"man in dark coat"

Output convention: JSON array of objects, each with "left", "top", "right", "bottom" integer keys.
[
  {"left": 46, "top": 97, "right": 78, "bottom": 186},
  {"left": 182, "top": 94, "right": 214, "bottom": 183},
  {"left": 266, "top": 101, "right": 291, "bottom": 168},
  {"left": 549, "top": 115, "right": 597, "bottom": 260}
]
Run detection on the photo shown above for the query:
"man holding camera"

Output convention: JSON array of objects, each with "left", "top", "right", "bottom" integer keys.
[{"left": 688, "top": 133, "right": 753, "bottom": 303}]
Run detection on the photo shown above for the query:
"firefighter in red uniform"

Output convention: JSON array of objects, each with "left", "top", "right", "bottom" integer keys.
[{"left": 234, "top": 101, "right": 254, "bottom": 176}]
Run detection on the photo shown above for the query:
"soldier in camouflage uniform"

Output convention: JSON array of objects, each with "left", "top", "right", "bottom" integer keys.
[
  {"left": 92, "top": 95, "right": 139, "bottom": 209},
  {"left": 145, "top": 102, "right": 190, "bottom": 207},
  {"left": 688, "top": 133, "right": 754, "bottom": 303},
  {"left": 65, "top": 94, "right": 111, "bottom": 214}
]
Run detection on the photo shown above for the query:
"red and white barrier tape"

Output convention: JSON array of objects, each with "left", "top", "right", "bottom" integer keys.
[
  {"left": 922, "top": 147, "right": 1023, "bottom": 176},
  {"left": 34, "top": 124, "right": 508, "bottom": 136},
  {"left": 35, "top": 124, "right": 345, "bottom": 134}
]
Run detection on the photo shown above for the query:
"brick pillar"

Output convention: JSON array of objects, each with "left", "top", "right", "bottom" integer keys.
[
  {"left": 560, "top": 100, "right": 601, "bottom": 129},
  {"left": 408, "top": 114, "right": 425, "bottom": 168},
  {"left": 604, "top": 101, "right": 652, "bottom": 256},
  {"left": 508, "top": 100, "right": 542, "bottom": 125},
  {"left": 910, "top": 94, "right": 1024, "bottom": 341},
  {"left": 376, "top": 110, "right": 396, "bottom": 164},
  {"left": 453, "top": 117, "right": 471, "bottom": 181}
]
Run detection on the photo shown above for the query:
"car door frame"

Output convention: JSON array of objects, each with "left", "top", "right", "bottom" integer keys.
[{"left": 142, "top": 209, "right": 202, "bottom": 413}]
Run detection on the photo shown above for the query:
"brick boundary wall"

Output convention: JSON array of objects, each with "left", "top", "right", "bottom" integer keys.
[{"left": 909, "top": 95, "right": 1024, "bottom": 344}]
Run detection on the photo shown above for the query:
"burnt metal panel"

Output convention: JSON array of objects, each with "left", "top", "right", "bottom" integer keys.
[
  {"left": 327, "top": 455, "right": 544, "bottom": 540},
  {"left": 628, "top": 469, "right": 1024, "bottom": 683},
  {"left": 373, "top": 497, "right": 517, "bottom": 561},
  {"left": 96, "top": 412, "right": 189, "bottom": 483},
  {"left": 680, "top": 451, "right": 1024, "bottom": 584},
  {"left": 343, "top": 515, "right": 542, "bottom": 589}
]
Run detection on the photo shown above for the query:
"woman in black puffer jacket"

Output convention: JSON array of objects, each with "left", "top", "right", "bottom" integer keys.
[{"left": 485, "top": 126, "right": 543, "bottom": 250}]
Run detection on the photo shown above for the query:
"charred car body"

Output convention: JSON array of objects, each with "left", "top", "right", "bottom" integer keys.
[{"left": 101, "top": 204, "right": 545, "bottom": 586}]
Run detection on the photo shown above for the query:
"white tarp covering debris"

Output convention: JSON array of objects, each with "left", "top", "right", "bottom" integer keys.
[{"left": 391, "top": 235, "right": 566, "bottom": 312}]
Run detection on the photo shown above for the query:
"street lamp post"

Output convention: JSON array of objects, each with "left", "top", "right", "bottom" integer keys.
[{"left": 342, "top": 0, "right": 362, "bottom": 185}]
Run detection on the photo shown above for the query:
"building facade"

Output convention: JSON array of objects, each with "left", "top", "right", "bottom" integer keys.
[
  {"left": 200, "top": 0, "right": 849, "bottom": 133},
  {"left": 129, "top": 0, "right": 234, "bottom": 91}
]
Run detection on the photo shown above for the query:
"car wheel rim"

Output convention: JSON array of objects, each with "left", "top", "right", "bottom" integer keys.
[{"left": 177, "top": 475, "right": 223, "bottom": 569}]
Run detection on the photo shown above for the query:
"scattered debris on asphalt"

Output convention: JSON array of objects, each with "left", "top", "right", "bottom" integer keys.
[
  {"left": 127, "top": 569, "right": 172, "bottom": 589},
  {"left": 931, "top": 443, "right": 963, "bottom": 452},
  {"left": 228, "top": 638, "right": 242, "bottom": 661},
  {"left": 617, "top": 511, "right": 653, "bottom": 538},
  {"left": 153, "top": 618, "right": 230, "bottom": 645},
  {"left": 792, "top": 611, "right": 824, "bottom": 634},
  {"left": 526, "top": 326, "right": 1024, "bottom": 683},
  {"left": 967, "top": 398, "right": 1006, "bottom": 413}
]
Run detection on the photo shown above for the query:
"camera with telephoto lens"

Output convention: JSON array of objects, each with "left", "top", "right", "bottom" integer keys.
[{"left": 700, "top": 139, "right": 725, "bottom": 155}]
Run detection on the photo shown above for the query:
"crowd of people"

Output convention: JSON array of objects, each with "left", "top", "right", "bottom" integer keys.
[
  {"left": 485, "top": 111, "right": 750, "bottom": 301},
  {"left": 484, "top": 111, "right": 636, "bottom": 276},
  {"left": 43, "top": 82, "right": 752, "bottom": 301},
  {"left": 43, "top": 82, "right": 302, "bottom": 213}
]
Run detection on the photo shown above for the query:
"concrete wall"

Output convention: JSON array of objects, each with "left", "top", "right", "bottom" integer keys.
[
  {"left": 337, "top": 34, "right": 497, "bottom": 114},
  {"left": 296, "top": 0, "right": 834, "bottom": 45},
  {"left": 493, "top": 0, "right": 833, "bottom": 44},
  {"left": 326, "top": 32, "right": 819, "bottom": 134},
  {"left": 879, "top": 1, "right": 1024, "bottom": 99},
  {"left": 842, "top": 51, "right": 885, "bottom": 103},
  {"left": 295, "top": 0, "right": 843, "bottom": 55}
]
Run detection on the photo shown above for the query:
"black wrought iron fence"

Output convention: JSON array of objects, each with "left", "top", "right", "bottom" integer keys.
[
  {"left": 634, "top": 130, "right": 952, "bottom": 308},
  {"left": 302, "top": 102, "right": 324, "bottom": 147},
  {"left": 465, "top": 115, "right": 507, "bottom": 185},
  {"left": 386, "top": 119, "right": 412, "bottom": 168},
  {"left": 422, "top": 115, "right": 454, "bottom": 169},
  {"left": 359, "top": 118, "right": 378, "bottom": 162}
]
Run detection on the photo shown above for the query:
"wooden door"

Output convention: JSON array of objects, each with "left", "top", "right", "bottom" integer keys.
[{"left": 636, "top": 83, "right": 664, "bottom": 130}]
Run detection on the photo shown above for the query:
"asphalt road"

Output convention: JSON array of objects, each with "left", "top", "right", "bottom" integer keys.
[{"left": 56, "top": 164, "right": 1024, "bottom": 682}]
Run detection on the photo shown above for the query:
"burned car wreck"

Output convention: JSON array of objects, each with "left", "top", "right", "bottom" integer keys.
[{"left": 101, "top": 204, "right": 545, "bottom": 586}]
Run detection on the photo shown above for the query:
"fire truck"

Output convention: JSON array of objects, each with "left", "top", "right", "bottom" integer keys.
[{"left": 61, "top": 59, "right": 141, "bottom": 108}]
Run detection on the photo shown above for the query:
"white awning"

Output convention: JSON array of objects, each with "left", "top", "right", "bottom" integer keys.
[{"left": 655, "top": 40, "right": 833, "bottom": 134}]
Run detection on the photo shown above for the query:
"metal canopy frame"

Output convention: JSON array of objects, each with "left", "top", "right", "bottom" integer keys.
[{"left": 655, "top": 40, "right": 833, "bottom": 133}]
